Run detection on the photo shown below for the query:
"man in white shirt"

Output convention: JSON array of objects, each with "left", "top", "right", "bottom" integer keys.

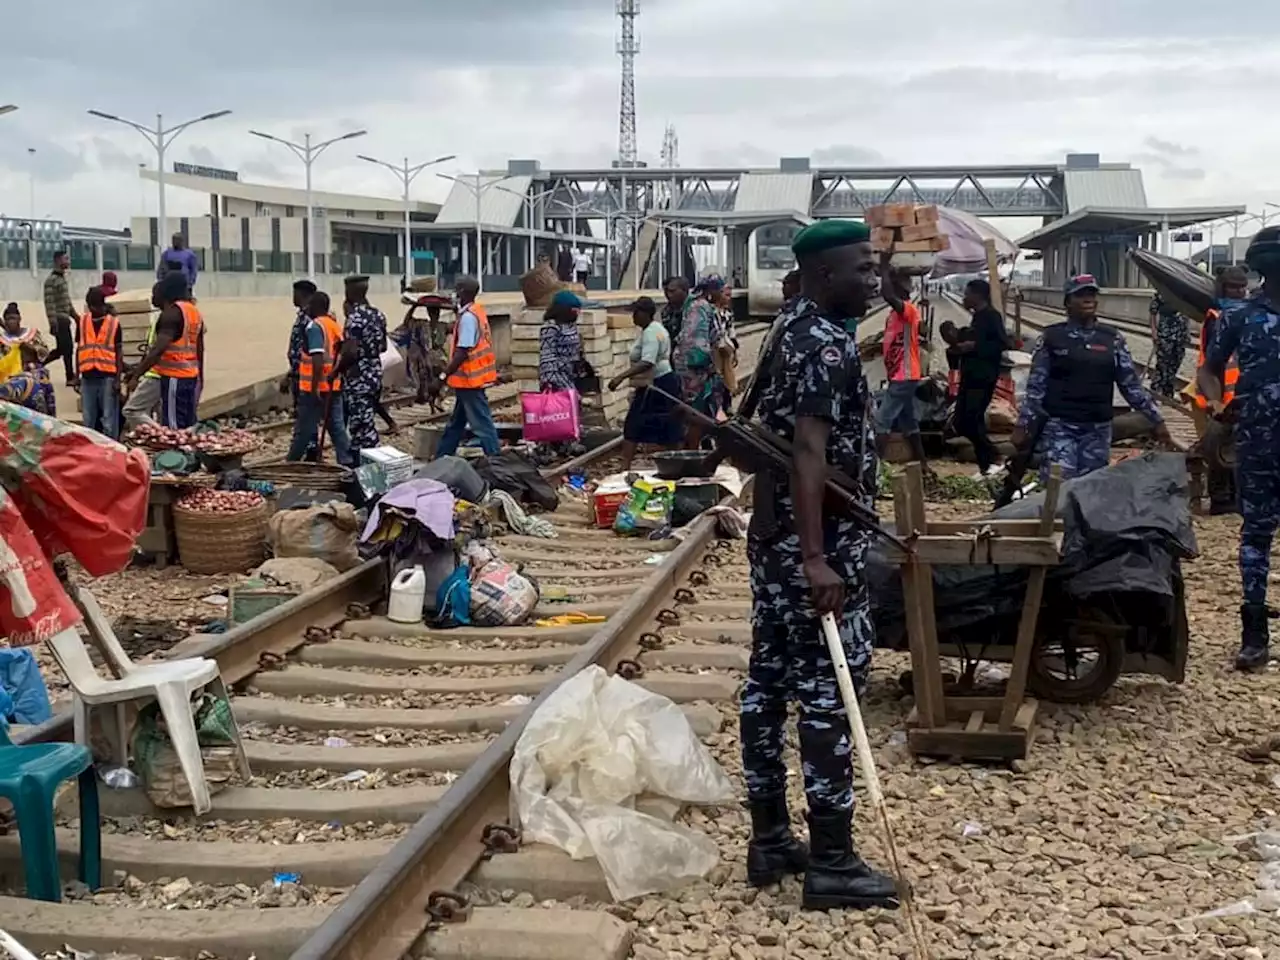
[{"left": 573, "top": 248, "right": 591, "bottom": 284}]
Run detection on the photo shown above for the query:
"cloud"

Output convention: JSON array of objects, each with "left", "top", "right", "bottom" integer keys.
[
  {"left": 0, "top": 0, "right": 1278, "bottom": 226},
  {"left": 1144, "top": 136, "right": 1199, "bottom": 158}
]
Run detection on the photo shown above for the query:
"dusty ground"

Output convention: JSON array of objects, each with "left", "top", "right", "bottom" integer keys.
[
  {"left": 625, "top": 511, "right": 1280, "bottom": 960},
  {"left": 22, "top": 473, "right": 1280, "bottom": 959}
]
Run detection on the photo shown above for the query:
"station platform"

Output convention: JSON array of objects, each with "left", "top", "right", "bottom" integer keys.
[{"left": 8, "top": 288, "right": 657, "bottom": 424}]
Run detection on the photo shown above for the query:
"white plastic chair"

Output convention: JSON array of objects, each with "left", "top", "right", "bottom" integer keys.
[{"left": 46, "top": 587, "right": 250, "bottom": 816}]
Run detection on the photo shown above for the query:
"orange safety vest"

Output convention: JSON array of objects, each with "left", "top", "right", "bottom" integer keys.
[
  {"left": 77, "top": 312, "right": 120, "bottom": 375},
  {"left": 152, "top": 301, "right": 203, "bottom": 379},
  {"left": 1195, "top": 308, "right": 1238, "bottom": 408},
  {"left": 447, "top": 302, "right": 498, "bottom": 390},
  {"left": 297, "top": 314, "right": 343, "bottom": 393}
]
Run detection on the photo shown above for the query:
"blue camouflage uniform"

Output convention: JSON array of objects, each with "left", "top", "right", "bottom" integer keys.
[
  {"left": 1017, "top": 318, "right": 1164, "bottom": 480},
  {"left": 742, "top": 295, "right": 879, "bottom": 813},
  {"left": 1206, "top": 290, "right": 1280, "bottom": 609},
  {"left": 342, "top": 301, "right": 389, "bottom": 453},
  {"left": 1149, "top": 294, "right": 1190, "bottom": 397}
]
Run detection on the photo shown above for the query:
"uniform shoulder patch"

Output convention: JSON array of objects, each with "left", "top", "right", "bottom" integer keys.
[{"left": 819, "top": 344, "right": 843, "bottom": 366}]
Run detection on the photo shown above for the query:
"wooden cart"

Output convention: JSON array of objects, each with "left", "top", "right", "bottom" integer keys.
[{"left": 885, "top": 462, "right": 1064, "bottom": 761}]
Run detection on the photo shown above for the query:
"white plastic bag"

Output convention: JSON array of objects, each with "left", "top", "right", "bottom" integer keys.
[{"left": 510, "top": 665, "right": 735, "bottom": 901}]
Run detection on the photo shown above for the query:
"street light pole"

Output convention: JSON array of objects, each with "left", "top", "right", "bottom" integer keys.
[
  {"left": 492, "top": 183, "right": 560, "bottom": 271},
  {"left": 27, "top": 148, "right": 36, "bottom": 220},
  {"left": 249, "top": 128, "right": 368, "bottom": 281},
  {"left": 436, "top": 173, "right": 513, "bottom": 291},
  {"left": 358, "top": 152, "right": 455, "bottom": 288},
  {"left": 88, "top": 108, "right": 232, "bottom": 251}
]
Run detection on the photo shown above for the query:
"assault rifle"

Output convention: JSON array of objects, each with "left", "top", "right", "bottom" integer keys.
[{"left": 647, "top": 386, "right": 913, "bottom": 554}]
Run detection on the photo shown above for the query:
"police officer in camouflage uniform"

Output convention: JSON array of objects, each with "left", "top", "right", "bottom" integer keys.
[
  {"left": 1013, "top": 274, "right": 1172, "bottom": 480},
  {"left": 740, "top": 219, "right": 897, "bottom": 912},
  {"left": 1148, "top": 293, "right": 1190, "bottom": 398},
  {"left": 1201, "top": 227, "right": 1280, "bottom": 671}
]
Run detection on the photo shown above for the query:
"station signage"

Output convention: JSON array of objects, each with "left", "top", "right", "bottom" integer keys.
[{"left": 173, "top": 162, "right": 240, "bottom": 182}]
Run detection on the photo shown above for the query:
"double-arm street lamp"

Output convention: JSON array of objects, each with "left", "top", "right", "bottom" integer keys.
[
  {"left": 357, "top": 152, "right": 456, "bottom": 288},
  {"left": 88, "top": 109, "right": 232, "bottom": 247},
  {"left": 249, "top": 128, "right": 368, "bottom": 280},
  {"left": 435, "top": 173, "right": 516, "bottom": 291}
]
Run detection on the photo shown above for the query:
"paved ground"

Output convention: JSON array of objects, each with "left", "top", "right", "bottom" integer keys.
[{"left": 10, "top": 289, "right": 644, "bottom": 423}]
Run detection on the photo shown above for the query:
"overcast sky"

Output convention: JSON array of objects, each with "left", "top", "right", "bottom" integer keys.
[{"left": 2, "top": 0, "right": 1277, "bottom": 242}]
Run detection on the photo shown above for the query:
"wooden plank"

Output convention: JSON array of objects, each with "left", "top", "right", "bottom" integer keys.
[
  {"left": 895, "top": 463, "right": 946, "bottom": 728},
  {"left": 883, "top": 535, "right": 1061, "bottom": 566},
  {"left": 965, "top": 711, "right": 984, "bottom": 733},
  {"left": 924, "top": 519, "right": 1064, "bottom": 537},
  {"left": 999, "top": 468, "right": 1061, "bottom": 730},
  {"left": 907, "top": 726, "right": 1030, "bottom": 761},
  {"left": 985, "top": 238, "right": 1005, "bottom": 314}
]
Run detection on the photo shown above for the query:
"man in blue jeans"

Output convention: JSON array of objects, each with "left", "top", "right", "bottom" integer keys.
[
  {"left": 286, "top": 291, "right": 353, "bottom": 465},
  {"left": 435, "top": 276, "right": 501, "bottom": 457}
]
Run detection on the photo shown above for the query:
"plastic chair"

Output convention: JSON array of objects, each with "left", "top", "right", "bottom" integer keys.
[
  {"left": 0, "top": 721, "right": 100, "bottom": 902},
  {"left": 47, "top": 588, "right": 250, "bottom": 816}
]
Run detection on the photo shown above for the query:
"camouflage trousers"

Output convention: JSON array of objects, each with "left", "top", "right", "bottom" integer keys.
[
  {"left": 1151, "top": 315, "right": 1189, "bottom": 398},
  {"left": 344, "top": 390, "right": 380, "bottom": 452},
  {"left": 1038, "top": 419, "right": 1112, "bottom": 482},
  {"left": 1236, "top": 421, "right": 1280, "bottom": 605},
  {"left": 741, "top": 525, "right": 874, "bottom": 812}
]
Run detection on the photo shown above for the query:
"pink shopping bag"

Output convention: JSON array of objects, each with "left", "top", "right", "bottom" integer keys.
[{"left": 520, "top": 388, "right": 581, "bottom": 443}]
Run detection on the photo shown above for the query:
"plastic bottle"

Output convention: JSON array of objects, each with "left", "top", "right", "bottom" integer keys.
[{"left": 387, "top": 566, "right": 427, "bottom": 624}]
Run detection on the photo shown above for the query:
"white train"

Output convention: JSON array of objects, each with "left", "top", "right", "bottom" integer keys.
[{"left": 745, "top": 221, "right": 802, "bottom": 318}]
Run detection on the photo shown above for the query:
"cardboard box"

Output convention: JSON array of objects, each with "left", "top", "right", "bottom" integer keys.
[
  {"left": 899, "top": 222, "right": 939, "bottom": 243},
  {"left": 913, "top": 205, "right": 940, "bottom": 225}
]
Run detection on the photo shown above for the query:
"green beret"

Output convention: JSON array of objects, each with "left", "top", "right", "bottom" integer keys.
[{"left": 791, "top": 219, "right": 871, "bottom": 259}]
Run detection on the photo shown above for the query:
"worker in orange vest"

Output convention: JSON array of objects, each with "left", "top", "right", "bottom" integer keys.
[
  {"left": 286, "top": 291, "right": 353, "bottom": 466},
  {"left": 127, "top": 271, "right": 204, "bottom": 429},
  {"left": 874, "top": 255, "right": 932, "bottom": 474},
  {"left": 434, "top": 275, "right": 501, "bottom": 458},
  {"left": 1194, "top": 266, "right": 1249, "bottom": 514},
  {"left": 77, "top": 286, "right": 124, "bottom": 439}
]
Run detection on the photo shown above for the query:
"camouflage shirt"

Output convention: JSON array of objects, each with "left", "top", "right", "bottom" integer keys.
[
  {"left": 1207, "top": 289, "right": 1280, "bottom": 429},
  {"left": 753, "top": 296, "right": 876, "bottom": 520}
]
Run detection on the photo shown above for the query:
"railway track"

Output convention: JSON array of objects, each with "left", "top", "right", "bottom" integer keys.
[{"left": 5, "top": 386, "right": 759, "bottom": 960}]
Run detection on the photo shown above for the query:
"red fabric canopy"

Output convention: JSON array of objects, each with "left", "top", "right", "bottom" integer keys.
[{"left": 0, "top": 403, "right": 150, "bottom": 646}]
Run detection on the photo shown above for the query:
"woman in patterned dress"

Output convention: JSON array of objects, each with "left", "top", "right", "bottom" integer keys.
[{"left": 0, "top": 303, "right": 59, "bottom": 416}]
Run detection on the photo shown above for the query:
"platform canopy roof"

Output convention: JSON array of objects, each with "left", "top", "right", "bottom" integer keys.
[
  {"left": 650, "top": 209, "right": 813, "bottom": 230},
  {"left": 1018, "top": 205, "right": 1247, "bottom": 250}
]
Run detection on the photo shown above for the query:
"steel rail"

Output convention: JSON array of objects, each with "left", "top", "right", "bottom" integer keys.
[{"left": 289, "top": 480, "right": 751, "bottom": 960}]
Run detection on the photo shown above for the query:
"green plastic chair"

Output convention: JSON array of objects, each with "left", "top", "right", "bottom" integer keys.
[{"left": 0, "top": 722, "right": 101, "bottom": 902}]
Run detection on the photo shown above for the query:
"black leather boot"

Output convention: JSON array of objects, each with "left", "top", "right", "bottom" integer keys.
[
  {"left": 1237, "top": 603, "right": 1272, "bottom": 671},
  {"left": 802, "top": 807, "right": 899, "bottom": 911},
  {"left": 745, "top": 793, "right": 808, "bottom": 887}
]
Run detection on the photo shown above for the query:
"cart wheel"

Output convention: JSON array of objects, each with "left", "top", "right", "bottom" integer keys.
[{"left": 1027, "top": 607, "right": 1126, "bottom": 704}]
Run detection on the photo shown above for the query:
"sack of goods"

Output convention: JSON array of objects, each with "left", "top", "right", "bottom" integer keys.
[
  {"left": 614, "top": 478, "right": 676, "bottom": 535},
  {"left": 132, "top": 693, "right": 242, "bottom": 808},
  {"left": 267, "top": 502, "right": 362, "bottom": 572},
  {"left": 867, "top": 204, "right": 951, "bottom": 274},
  {"left": 465, "top": 541, "right": 540, "bottom": 627}
]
